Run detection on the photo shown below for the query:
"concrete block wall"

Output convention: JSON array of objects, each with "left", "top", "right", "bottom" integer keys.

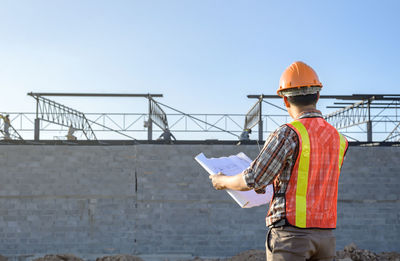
[
  {"left": 134, "top": 145, "right": 266, "bottom": 256},
  {"left": 335, "top": 146, "right": 400, "bottom": 251},
  {"left": 0, "top": 144, "right": 398, "bottom": 258}
]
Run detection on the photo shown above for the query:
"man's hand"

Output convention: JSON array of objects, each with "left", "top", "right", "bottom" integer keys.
[{"left": 209, "top": 172, "right": 227, "bottom": 190}]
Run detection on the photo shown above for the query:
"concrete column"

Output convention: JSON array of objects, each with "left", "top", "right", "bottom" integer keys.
[
  {"left": 258, "top": 98, "right": 263, "bottom": 142},
  {"left": 147, "top": 118, "right": 153, "bottom": 141},
  {"left": 34, "top": 118, "right": 40, "bottom": 141},
  {"left": 148, "top": 98, "right": 153, "bottom": 141},
  {"left": 367, "top": 99, "right": 372, "bottom": 142}
]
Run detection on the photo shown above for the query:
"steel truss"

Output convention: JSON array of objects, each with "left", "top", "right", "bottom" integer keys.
[
  {"left": 155, "top": 101, "right": 240, "bottom": 138},
  {"left": 28, "top": 93, "right": 97, "bottom": 140},
  {"left": 27, "top": 92, "right": 164, "bottom": 141},
  {"left": 4, "top": 110, "right": 400, "bottom": 142},
  {"left": 244, "top": 99, "right": 261, "bottom": 130},
  {"left": 5, "top": 93, "right": 400, "bottom": 142},
  {"left": 324, "top": 95, "right": 400, "bottom": 142},
  {"left": 149, "top": 98, "right": 168, "bottom": 131},
  {"left": 25, "top": 92, "right": 239, "bottom": 141},
  {"left": 324, "top": 99, "right": 372, "bottom": 132},
  {"left": 384, "top": 121, "right": 400, "bottom": 142},
  {"left": 248, "top": 94, "right": 400, "bottom": 142},
  {"left": 3, "top": 112, "right": 247, "bottom": 140}
]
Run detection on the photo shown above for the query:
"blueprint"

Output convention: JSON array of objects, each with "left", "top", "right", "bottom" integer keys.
[{"left": 195, "top": 152, "right": 273, "bottom": 208}]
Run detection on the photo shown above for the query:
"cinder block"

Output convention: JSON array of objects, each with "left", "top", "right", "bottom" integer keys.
[{"left": 0, "top": 145, "right": 399, "bottom": 257}]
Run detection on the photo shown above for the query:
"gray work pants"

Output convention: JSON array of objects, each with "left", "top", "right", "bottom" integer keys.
[{"left": 266, "top": 226, "right": 336, "bottom": 261}]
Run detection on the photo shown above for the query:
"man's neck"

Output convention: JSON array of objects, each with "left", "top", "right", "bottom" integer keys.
[{"left": 290, "top": 105, "right": 317, "bottom": 120}]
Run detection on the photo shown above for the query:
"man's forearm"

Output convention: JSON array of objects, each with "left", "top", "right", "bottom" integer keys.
[
  {"left": 210, "top": 173, "right": 251, "bottom": 191},
  {"left": 226, "top": 174, "right": 251, "bottom": 191}
]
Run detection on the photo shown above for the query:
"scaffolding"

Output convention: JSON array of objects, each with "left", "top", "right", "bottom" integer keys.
[
  {"left": 0, "top": 92, "right": 399, "bottom": 143},
  {"left": 247, "top": 94, "right": 400, "bottom": 142}
]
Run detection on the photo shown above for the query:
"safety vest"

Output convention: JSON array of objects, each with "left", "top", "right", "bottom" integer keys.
[{"left": 285, "top": 117, "right": 348, "bottom": 228}]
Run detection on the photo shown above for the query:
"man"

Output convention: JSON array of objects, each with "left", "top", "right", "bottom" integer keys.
[
  {"left": 157, "top": 127, "right": 176, "bottom": 143},
  {"left": 1, "top": 114, "right": 11, "bottom": 140},
  {"left": 209, "top": 61, "right": 348, "bottom": 261},
  {"left": 66, "top": 124, "right": 77, "bottom": 141},
  {"left": 239, "top": 128, "right": 252, "bottom": 141}
]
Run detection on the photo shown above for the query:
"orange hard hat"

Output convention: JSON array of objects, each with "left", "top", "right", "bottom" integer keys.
[{"left": 277, "top": 61, "right": 322, "bottom": 97}]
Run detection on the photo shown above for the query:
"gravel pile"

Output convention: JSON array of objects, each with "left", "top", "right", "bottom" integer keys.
[
  {"left": 96, "top": 255, "right": 144, "bottom": 261},
  {"left": 1, "top": 245, "right": 399, "bottom": 261},
  {"left": 183, "top": 244, "right": 400, "bottom": 261},
  {"left": 336, "top": 243, "right": 400, "bottom": 261},
  {"left": 32, "top": 254, "right": 84, "bottom": 261},
  {"left": 31, "top": 255, "right": 144, "bottom": 261},
  {"left": 182, "top": 250, "right": 265, "bottom": 261}
]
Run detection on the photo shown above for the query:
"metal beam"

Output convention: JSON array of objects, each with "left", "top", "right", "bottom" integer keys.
[
  {"left": 334, "top": 102, "right": 400, "bottom": 106},
  {"left": 352, "top": 94, "right": 400, "bottom": 97},
  {"left": 247, "top": 94, "right": 400, "bottom": 100},
  {"left": 28, "top": 92, "right": 163, "bottom": 98},
  {"left": 328, "top": 106, "right": 400, "bottom": 109},
  {"left": 367, "top": 100, "right": 372, "bottom": 142},
  {"left": 247, "top": 94, "right": 361, "bottom": 99},
  {"left": 258, "top": 101, "right": 263, "bottom": 142},
  {"left": 334, "top": 102, "right": 362, "bottom": 105}
]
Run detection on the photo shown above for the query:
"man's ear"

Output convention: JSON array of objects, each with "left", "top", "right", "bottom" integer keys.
[{"left": 283, "top": 96, "right": 291, "bottom": 108}]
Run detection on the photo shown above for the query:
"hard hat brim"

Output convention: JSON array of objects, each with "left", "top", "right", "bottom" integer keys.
[{"left": 277, "top": 86, "right": 322, "bottom": 97}]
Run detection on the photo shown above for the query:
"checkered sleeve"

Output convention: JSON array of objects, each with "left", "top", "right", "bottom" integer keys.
[{"left": 243, "top": 125, "right": 298, "bottom": 194}]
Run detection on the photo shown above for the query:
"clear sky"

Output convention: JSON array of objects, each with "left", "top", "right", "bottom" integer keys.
[{"left": 1, "top": 0, "right": 399, "bottom": 117}]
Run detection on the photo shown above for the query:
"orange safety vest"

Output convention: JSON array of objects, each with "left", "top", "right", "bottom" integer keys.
[{"left": 285, "top": 117, "right": 348, "bottom": 228}]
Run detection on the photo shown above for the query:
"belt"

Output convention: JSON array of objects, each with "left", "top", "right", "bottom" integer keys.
[{"left": 269, "top": 219, "right": 288, "bottom": 228}]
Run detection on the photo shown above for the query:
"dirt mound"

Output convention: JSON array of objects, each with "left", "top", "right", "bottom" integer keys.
[
  {"left": 336, "top": 243, "right": 400, "bottom": 261},
  {"left": 184, "top": 244, "right": 400, "bottom": 261},
  {"left": 184, "top": 257, "right": 225, "bottom": 261},
  {"left": 96, "top": 255, "right": 144, "bottom": 261},
  {"left": 32, "top": 255, "right": 144, "bottom": 261},
  {"left": 228, "top": 250, "right": 265, "bottom": 261},
  {"left": 32, "top": 254, "right": 84, "bottom": 261},
  {"left": 183, "top": 250, "right": 265, "bottom": 261},
  {"left": 25, "top": 246, "right": 400, "bottom": 261}
]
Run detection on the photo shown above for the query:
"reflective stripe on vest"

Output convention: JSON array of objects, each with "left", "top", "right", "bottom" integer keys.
[
  {"left": 338, "top": 133, "right": 347, "bottom": 171},
  {"left": 290, "top": 121, "right": 310, "bottom": 228},
  {"left": 286, "top": 118, "right": 348, "bottom": 228}
]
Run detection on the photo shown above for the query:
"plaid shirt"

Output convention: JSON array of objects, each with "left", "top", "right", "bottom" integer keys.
[{"left": 243, "top": 110, "right": 324, "bottom": 227}]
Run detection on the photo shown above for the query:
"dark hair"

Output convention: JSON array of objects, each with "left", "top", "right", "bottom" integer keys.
[{"left": 286, "top": 93, "right": 319, "bottom": 107}]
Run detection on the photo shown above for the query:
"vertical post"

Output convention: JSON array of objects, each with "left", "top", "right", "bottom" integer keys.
[
  {"left": 147, "top": 97, "right": 153, "bottom": 141},
  {"left": 258, "top": 97, "right": 263, "bottom": 142},
  {"left": 367, "top": 99, "right": 372, "bottom": 142},
  {"left": 34, "top": 98, "right": 40, "bottom": 141}
]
